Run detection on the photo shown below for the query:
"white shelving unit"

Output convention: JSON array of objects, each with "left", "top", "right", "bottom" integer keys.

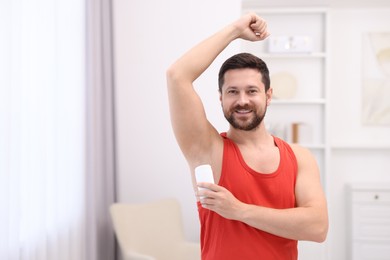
[{"left": 242, "top": 3, "right": 329, "bottom": 260}]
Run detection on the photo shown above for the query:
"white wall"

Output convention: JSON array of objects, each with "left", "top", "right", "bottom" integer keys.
[
  {"left": 112, "top": 0, "right": 241, "bottom": 242},
  {"left": 328, "top": 8, "right": 390, "bottom": 260},
  {"left": 113, "top": 1, "right": 390, "bottom": 258},
  {"left": 329, "top": 8, "right": 390, "bottom": 147}
]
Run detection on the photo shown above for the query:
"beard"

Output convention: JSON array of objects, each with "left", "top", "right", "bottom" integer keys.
[{"left": 224, "top": 104, "right": 267, "bottom": 131}]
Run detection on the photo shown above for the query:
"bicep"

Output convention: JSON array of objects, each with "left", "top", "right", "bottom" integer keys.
[
  {"left": 293, "top": 146, "right": 326, "bottom": 209},
  {"left": 167, "top": 80, "right": 220, "bottom": 162}
]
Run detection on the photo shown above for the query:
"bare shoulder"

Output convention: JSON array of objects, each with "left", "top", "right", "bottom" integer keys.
[
  {"left": 289, "top": 143, "right": 317, "bottom": 164},
  {"left": 289, "top": 142, "right": 311, "bottom": 155},
  {"left": 288, "top": 143, "right": 320, "bottom": 176}
]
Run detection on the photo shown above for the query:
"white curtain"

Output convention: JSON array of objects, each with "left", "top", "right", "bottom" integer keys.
[{"left": 0, "top": 0, "right": 116, "bottom": 259}]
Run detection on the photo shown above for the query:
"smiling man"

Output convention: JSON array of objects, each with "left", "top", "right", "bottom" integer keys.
[
  {"left": 219, "top": 53, "right": 270, "bottom": 131},
  {"left": 166, "top": 13, "right": 328, "bottom": 260}
]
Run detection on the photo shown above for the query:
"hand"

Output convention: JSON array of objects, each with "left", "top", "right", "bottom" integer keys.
[
  {"left": 197, "top": 182, "right": 244, "bottom": 220},
  {"left": 233, "top": 12, "right": 270, "bottom": 41}
]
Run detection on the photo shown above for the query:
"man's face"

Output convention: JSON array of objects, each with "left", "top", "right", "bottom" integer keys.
[{"left": 220, "top": 68, "right": 272, "bottom": 131}]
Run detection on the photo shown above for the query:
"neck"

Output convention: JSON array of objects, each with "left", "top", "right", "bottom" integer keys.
[{"left": 226, "top": 122, "right": 274, "bottom": 147}]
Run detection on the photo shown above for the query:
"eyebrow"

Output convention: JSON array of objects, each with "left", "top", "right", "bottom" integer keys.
[{"left": 225, "top": 85, "right": 260, "bottom": 89}]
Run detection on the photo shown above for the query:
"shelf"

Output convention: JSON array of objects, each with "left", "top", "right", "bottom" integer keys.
[
  {"left": 259, "top": 52, "right": 327, "bottom": 58},
  {"left": 271, "top": 99, "right": 326, "bottom": 105},
  {"left": 332, "top": 144, "right": 390, "bottom": 150},
  {"left": 353, "top": 238, "right": 390, "bottom": 242},
  {"left": 301, "top": 144, "right": 327, "bottom": 149},
  {"left": 348, "top": 182, "right": 390, "bottom": 191},
  {"left": 242, "top": 2, "right": 328, "bottom": 14}
]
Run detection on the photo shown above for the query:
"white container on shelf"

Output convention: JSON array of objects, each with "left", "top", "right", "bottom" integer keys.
[{"left": 268, "top": 35, "right": 313, "bottom": 53}]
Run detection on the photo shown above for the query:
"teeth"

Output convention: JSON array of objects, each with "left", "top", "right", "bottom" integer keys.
[{"left": 236, "top": 109, "right": 251, "bottom": 113}]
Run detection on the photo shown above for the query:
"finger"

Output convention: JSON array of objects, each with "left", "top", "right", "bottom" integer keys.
[
  {"left": 197, "top": 187, "right": 218, "bottom": 201},
  {"left": 250, "top": 16, "right": 267, "bottom": 30},
  {"left": 200, "top": 197, "right": 216, "bottom": 208},
  {"left": 200, "top": 203, "right": 211, "bottom": 210},
  {"left": 262, "top": 31, "right": 271, "bottom": 39},
  {"left": 253, "top": 28, "right": 270, "bottom": 40},
  {"left": 251, "top": 24, "right": 267, "bottom": 36},
  {"left": 247, "top": 12, "right": 259, "bottom": 24},
  {"left": 196, "top": 189, "right": 210, "bottom": 199},
  {"left": 250, "top": 16, "right": 266, "bottom": 29},
  {"left": 259, "top": 19, "right": 267, "bottom": 31},
  {"left": 197, "top": 182, "right": 219, "bottom": 191},
  {"left": 256, "top": 31, "right": 270, "bottom": 40}
]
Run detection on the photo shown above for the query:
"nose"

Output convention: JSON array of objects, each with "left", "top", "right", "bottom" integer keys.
[{"left": 237, "top": 92, "right": 249, "bottom": 106}]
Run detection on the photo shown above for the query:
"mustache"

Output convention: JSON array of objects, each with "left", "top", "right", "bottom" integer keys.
[{"left": 233, "top": 105, "right": 254, "bottom": 111}]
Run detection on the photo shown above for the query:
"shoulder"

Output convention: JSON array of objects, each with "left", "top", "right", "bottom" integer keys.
[
  {"left": 273, "top": 137, "right": 311, "bottom": 160},
  {"left": 288, "top": 143, "right": 319, "bottom": 171},
  {"left": 289, "top": 143, "right": 312, "bottom": 157}
]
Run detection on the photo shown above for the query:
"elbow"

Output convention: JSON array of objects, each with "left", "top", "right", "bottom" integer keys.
[
  {"left": 310, "top": 219, "right": 329, "bottom": 243},
  {"left": 166, "top": 66, "right": 176, "bottom": 86},
  {"left": 166, "top": 64, "right": 183, "bottom": 87},
  {"left": 313, "top": 226, "right": 328, "bottom": 243},
  {"left": 305, "top": 204, "right": 329, "bottom": 243},
  {"left": 299, "top": 211, "right": 328, "bottom": 242},
  {"left": 166, "top": 64, "right": 175, "bottom": 79}
]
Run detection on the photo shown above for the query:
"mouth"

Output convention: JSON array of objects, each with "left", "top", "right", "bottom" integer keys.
[{"left": 234, "top": 108, "right": 253, "bottom": 114}]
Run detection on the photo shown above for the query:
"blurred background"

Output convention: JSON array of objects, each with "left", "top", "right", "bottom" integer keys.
[{"left": 1, "top": 0, "right": 390, "bottom": 259}]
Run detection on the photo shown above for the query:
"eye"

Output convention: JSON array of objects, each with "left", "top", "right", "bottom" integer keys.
[
  {"left": 227, "top": 89, "right": 238, "bottom": 95},
  {"left": 248, "top": 89, "right": 258, "bottom": 94}
]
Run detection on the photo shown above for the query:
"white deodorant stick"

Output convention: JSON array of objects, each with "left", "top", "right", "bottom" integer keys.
[
  {"left": 195, "top": 164, "right": 215, "bottom": 198},
  {"left": 195, "top": 164, "right": 215, "bottom": 184}
]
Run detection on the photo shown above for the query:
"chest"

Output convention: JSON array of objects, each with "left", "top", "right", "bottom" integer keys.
[{"left": 239, "top": 146, "right": 280, "bottom": 174}]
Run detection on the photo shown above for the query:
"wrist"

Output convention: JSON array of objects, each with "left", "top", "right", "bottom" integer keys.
[
  {"left": 223, "top": 23, "right": 242, "bottom": 42},
  {"left": 235, "top": 202, "right": 251, "bottom": 222}
]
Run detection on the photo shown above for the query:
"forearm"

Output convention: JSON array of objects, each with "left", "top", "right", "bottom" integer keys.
[
  {"left": 167, "top": 24, "right": 239, "bottom": 84},
  {"left": 167, "top": 13, "right": 269, "bottom": 85},
  {"left": 238, "top": 203, "right": 328, "bottom": 242}
]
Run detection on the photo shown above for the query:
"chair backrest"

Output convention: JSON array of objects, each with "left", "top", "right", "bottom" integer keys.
[{"left": 110, "top": 198, "right": 186, "bottom": 259}]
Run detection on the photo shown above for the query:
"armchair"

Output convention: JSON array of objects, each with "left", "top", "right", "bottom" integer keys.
[{"left": 110, "top": 198, "right": 200, "bottom": 260}]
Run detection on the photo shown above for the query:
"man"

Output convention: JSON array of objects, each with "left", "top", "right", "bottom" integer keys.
[{"left": 166, "top": 13, "right": 328, "bottom": 260}]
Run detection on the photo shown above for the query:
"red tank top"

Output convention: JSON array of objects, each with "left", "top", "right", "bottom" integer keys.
[{"left": 197, "top": 133, "right": 298, "bottom": 260}]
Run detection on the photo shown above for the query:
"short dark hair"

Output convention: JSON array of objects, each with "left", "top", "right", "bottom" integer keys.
[{"left": 218, "top": 53, "right": 270, "bottom": 93}]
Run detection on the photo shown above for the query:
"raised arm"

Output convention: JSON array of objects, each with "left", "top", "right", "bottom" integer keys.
[{"left": 166, "top": 13, "right": 269, "bottom": 165}]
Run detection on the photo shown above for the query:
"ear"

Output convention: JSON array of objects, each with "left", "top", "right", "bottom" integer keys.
[{"left": 266, "top": 88, "right": 273, "bottom": 106}]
